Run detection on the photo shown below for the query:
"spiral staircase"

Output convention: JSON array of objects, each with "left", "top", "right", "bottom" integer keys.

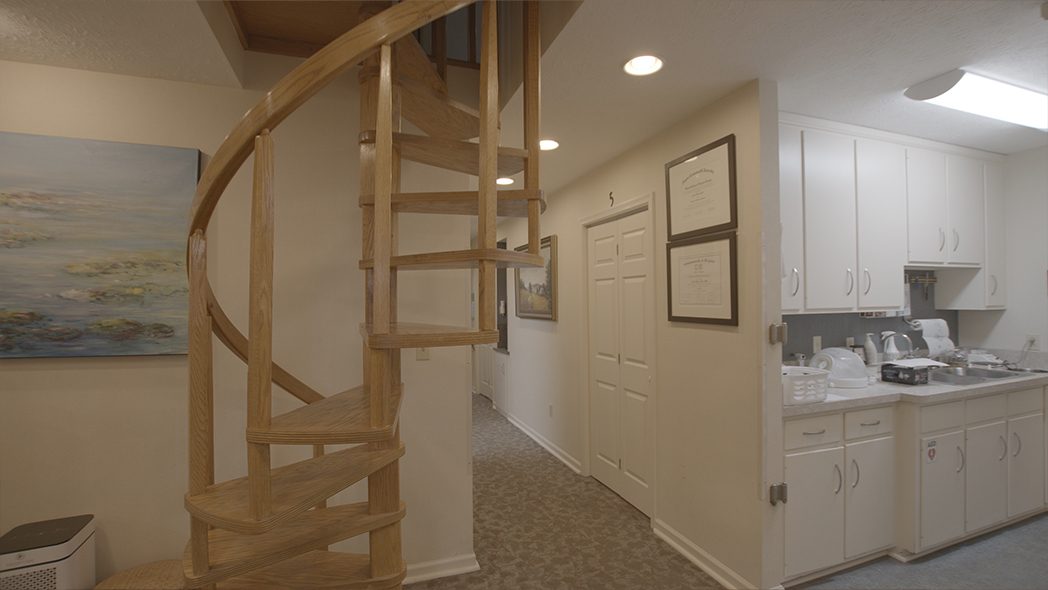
[{"left": 96, "top": 1, "right": 545, "bottom": 588}]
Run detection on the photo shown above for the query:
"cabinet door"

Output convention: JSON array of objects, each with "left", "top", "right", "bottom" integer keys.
[
  {"left": 785, "top": 446, "right": 845, "bottom": 577},
  {"left": 906, "top": 149, "right": 948, "bottom": 264},
  {"left": 920, "top": 430, "right": 965, "bottom": 550},
  {"left": 856, "top": 139, "right": 906, "bottom": 310},
  {"left": 803, "top": 130, "right": 857, "bottom": 310},
  {"left": 845, "top": 436, "right": 895, "bottom": 559},
  {"left": 985, "top": 162, "right": 1006, "bottom": 307},
  {"left": 946, "top": 155, "right": 985, "bottom": 265},
  {"left": 965, "top": 421, "right": 1008, "bottom": 532},
  {"left": 1008, "top": 413, "right": 1045, "bottom": 517},
  {"left": 780, "top": 125, "right": 804, "bottom": 312}
]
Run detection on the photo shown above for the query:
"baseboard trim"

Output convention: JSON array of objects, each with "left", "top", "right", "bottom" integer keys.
[
  {"left": 502, "top": 410, "right": 582, "bottom": 474},
  {"left": 404, "top": 553, "right": 480, "bottom": 585},
  {"left": 653, "top": 518, "right": 754, "bottom": 590}
]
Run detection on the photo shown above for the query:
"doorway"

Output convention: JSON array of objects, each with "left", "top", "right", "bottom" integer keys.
[{"left": 584, "top": 198, "right": 657, "bottom": 516}]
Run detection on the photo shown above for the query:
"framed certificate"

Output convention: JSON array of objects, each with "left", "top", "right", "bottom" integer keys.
[
  {"left": 665, "top": 134, "right": 737, "bottom": 241},
  {"left": 666, "top": 232, "right": 737, "bottom": 325}
]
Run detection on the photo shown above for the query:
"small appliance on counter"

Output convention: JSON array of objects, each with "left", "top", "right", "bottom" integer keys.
[
  {"left": 881, "top": 363, "right": 930, "bottom": 385},
  {"left": 809, "top": 347, "right": 869, "bottom": 388},
  {"left": 782, "top": 366, "right": 829, "bottom": 405},
  {"left": 0, "top": 514, "right": 95, "bottom": 590}
]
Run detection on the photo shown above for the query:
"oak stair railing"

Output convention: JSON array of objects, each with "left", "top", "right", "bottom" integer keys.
[{"left": 95, "top": 1, "right": 544, "bottom": 588}]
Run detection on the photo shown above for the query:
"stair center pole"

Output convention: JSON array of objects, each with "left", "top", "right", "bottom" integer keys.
[
  {"left": 523, "top": 1, "right": 542, "bottom": 255},
  {"left": 477, "top": 0, "right": 499, "bottom": 332}
]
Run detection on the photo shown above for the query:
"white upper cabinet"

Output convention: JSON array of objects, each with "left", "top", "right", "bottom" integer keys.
[
  {"left": 803, "top": 129, "right": 858, "bottom": 311},
  {"left": 906, "top": 148, "right": 949, "bottom": 265},
  {"left": 780, "top": 125, "right": 804, "bottom": 312},
  {"left": 856, "top": 139, "right": 906, "bottom": 310},
  {"left": 985, "top": 163, "right": 1006, "bottom": 307},
  {"left": 946, "top": 155, "right": 985, "bottom": 265}
]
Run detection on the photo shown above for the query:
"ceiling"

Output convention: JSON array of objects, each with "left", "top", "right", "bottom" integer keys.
[{"left": 0, "top": 0, "right": 1044, "bottom": 194}]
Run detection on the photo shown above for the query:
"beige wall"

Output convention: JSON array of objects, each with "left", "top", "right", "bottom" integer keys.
[
  {"left": 497, "top": 81, "right": 780, "bottom": 586},
  {"left": 0, "top": 55, "right": 475, "bottom": 581}
]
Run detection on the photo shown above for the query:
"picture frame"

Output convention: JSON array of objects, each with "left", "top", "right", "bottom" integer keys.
[
  {"left": 666, "top": 231, "right": 737, "bottom": 325},
  {"left": 514, "top": 235, "right": 557, "bottom": 321},
  {"left": 665, "top": 134, "right": 737, "bottom": 241}
]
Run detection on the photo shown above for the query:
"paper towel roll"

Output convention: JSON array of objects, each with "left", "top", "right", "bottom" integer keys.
[
  {"left": 926, "top": 336, "right": 955, "bottom": 358},
  {"left": 913, "top": 318, "right": 950, "bottom": 339}
]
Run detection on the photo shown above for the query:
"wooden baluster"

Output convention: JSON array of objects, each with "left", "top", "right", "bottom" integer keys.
[
  {"left": 368, "top": 41, "right": 403, "bottom": 583},
  {"left": 468, "top": 4, "right": 477, "bottom": 65},
  {"left": 524, "top": 1, "right": 541, "bottom": 254},
  {"left": 246, "top": 130, "right": 274, "bottom": 520},
  {"left": 477, "top": 0, "right": 499, "bottom": 331},
  {"left": 188, "top": 230, "right": 214, "bottom": 579}
]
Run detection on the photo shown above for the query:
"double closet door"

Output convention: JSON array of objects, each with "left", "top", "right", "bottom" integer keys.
[{"left": 587, "top": 209, "right": 656, "bottom": 515}]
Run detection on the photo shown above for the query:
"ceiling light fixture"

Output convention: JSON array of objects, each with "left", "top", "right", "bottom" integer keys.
[
  {"left": 623, "top": 55, "right": 663, "bottom": 76},
  {"left": 496, "top": 177, "right": 514, "bottom": 186},
  {"left": 905, "top": 69, "right": 1048, "bottom": 130},
  {"left": 539, "top": 139, "right": 559, "bottom": 151}
]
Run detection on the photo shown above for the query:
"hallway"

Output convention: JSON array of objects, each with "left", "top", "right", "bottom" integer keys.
[{"left": 408, "top": 394, "right": 719, "bottom": 589}]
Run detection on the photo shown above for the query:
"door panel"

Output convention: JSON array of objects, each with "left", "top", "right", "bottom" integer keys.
[
  {"left": 1008, "top": 414, "right": 1045, "bottom": 517},
  {"left": 855, "top": 139, "right": 906, "bottom": 310},
  {"left": 906, "top": 149, "right": 948, "bottom": 264},
  {"left": 477, "top": 344, "right": 494, "bottom": 400},
  {"left": 785, "top": 447, "right": 845, "bottom": 577},
  {"left": 845, "top": 436, "right": 895, "bottom": 558},
  {"left": 588, "top": 221, "right": 622, "bottom": 488},
  {"left": 803, "top": 129, "right": 857, "bottom": 310},
  {"left": 780, "top": 125, "right": 804, "bottom": 312},
  {"left": 920, "top": 430, "right": 965, "bottom": 550},
  {"left": 965, "top": 421, "right": 1007, "bottom": 532},
  {"left": 946, "top": 155, "right": 984, "bottom": 265}
]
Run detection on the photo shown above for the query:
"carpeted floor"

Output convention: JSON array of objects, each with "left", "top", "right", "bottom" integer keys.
[
  {"left": 800, "top": 513, "right": 1048, "bottom": 590},
  {"left": 407, "top": 394, "right": 720, "bottom": 590}
]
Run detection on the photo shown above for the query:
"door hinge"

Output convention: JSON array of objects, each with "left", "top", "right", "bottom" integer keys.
[
  {"left": 618, "top": 353, "right": 621, "bottom": 364},
  {"left": 618, "top": 458, "right": 622, "bottom": 469},
  {"left": 616, "top": 243, "right": 620, "bottom": 256},
  {"left": 769, "top": 482, "right": 788, "bottom": 506},
  {"left": 769, "top": 322, "right": 789, "bottom": 345}
]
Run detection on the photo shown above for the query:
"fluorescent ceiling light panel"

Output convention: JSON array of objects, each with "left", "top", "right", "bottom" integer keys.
[{"left": 905, "top": 70, "right": 1048, "bottom": 130}]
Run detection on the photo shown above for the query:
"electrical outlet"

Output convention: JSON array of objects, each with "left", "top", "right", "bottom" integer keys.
[
  {"left": 813, "top": 336, "right": 822, "bottom": 354},
  {"left": 845, "top": 336, "right": 855, "bottom": 347},
  {"left": 416, "top": 347, "right": 430, "bottom": 361}
]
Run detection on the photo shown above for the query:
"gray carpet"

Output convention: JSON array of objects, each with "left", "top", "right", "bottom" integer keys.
[
  {"left": 408, "top": 394, "right": 719, "bottom": 590},
  {"left": 800, "top": 514, "right": 1048, "bottom": 590}
]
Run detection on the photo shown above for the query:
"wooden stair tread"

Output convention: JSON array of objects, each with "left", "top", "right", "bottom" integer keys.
[
  {"left": 361, "top": 322, "right": 499, "bottom": 349},
  {"left": 220, "top": 550, "right": 404, "bottom": 589},
  {"left": 360, "top": 248, "right": 543, "bottom": 271},
  {"left": 360, "top": 189, "right": 545, "bottom": 217},
  {"left": 359, "top": 131, "right": 527, "bottom": 177},
  {"left": 95, "top": 560, "right": 185, "bottom": 589},
  {"left": 247, "top": 384, "right": 403, "bottom": 445},
  {"left": 399, "top": 76, "right": 480, "bottom": 141},
  {"left": 182, "top": 502, "right": 406, "bottom": 586},
  {"left": 393, "top": 35, "right": 447, "bottom": 97},
  {"left": 185, "top": 445, "right": 404, "bottom": 534}
]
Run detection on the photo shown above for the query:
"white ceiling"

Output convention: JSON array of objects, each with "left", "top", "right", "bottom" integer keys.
[
  {"left": 0, "top": 0, "right": 242, "bottom": 87},
  {"left": 0, "top": 0, "right": 1044, "bottom": 195}
]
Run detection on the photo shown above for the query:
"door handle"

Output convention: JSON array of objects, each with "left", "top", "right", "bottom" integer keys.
[
  {"left": 860, "top": 420, "right": 881, "bottom": 427},
  {"left": 846, "top": 268, "right": 854, "bottom": 295},
  {"left": 956, "top": 446, "right": 966, "bottom": 473},
  {"left": 833, "top": 464, "right": 843, "bottom": 495},
  {"left": 991, "top": 275, "right": 998, "bottom": 296},
  {"left": 851, "top": 459, "right": 861, "bottom": 489},
  {"left": 1013, "top": 432, "right": 1022, "bottom": 457},
  {"left": 938, "top": 228, "right": 946, "bottom": 252},
  {"left": 863, "top": 268, "right": 871, "bottom": 295},
  {"left": 791, "top": 268, "right": 800, "bottom": 297},
  {"left": 953, "top": 229, "right": 960, "bottom": 252},
  {"left": 998, "top": 435, "right": 1007, "bottom": 461}
]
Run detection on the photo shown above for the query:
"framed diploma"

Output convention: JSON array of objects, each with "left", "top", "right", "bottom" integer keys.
[
  {"left": 665, "top": 134, "right": 737, "bottom": 241},
  {"left": 666, "top": 232, "right": 737, "bottom": 325}
]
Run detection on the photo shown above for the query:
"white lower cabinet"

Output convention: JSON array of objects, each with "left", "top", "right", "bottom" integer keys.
[
  {"left": 1007, "top": 412, "right": 1045, "bottom": 517},
  {"left": 845, "top": 436, "right": 895, "bottom": 558},
  {"left": 919, "top": 429, "right": 966, "bottom": 550},
  {"left": 964, "top": 420, "right": 1008, "bottom": 532},
  {"left": 785, "top": 446, "right": 845, "bottom": 577}
]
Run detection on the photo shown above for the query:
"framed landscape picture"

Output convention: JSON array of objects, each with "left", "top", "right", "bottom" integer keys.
[
  {"left": 514, "top": 235, "right": 557, "bottom": 321},
  {"left": 0, "top": 131, "right": 200, "bottom": 358}
]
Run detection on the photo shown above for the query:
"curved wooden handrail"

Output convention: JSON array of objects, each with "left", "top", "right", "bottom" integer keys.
[
  {"left": 206, "top": 281, "right": 324, "bottom": 405},
  {"left": 189, "top": 0, "right": 472, "bottom": 235}
]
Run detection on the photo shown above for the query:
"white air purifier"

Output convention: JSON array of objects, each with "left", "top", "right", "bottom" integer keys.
[{"left": 0, "top": 515, "right": 95, "bottom": 590}]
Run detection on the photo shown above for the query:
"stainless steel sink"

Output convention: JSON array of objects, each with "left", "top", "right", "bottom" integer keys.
[
  {"left": 930, "top": 366, "right": 1019, "bottom": 385},
  {"left": 1008, "top": 367, "right": 1048, "bottom": 374}
]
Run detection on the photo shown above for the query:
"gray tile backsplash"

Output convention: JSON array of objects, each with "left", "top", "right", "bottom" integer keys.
[{"left": 783, "top": 282, "right": 958, "bottom": 362}]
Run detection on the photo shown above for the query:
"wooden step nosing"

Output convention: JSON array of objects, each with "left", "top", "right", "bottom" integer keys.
[
  {"left": 359, "top": 189, "right": 543, "bottom": 205},
  {"left": 184, "top": 445, "right": 405, "bottom": 534},
  {"left": 182, "top": 503, "right": 407, "bottom": 586},
  {"left": 359, "top": 248, "right": 543, "bottom": 270},
  {"left": 246, "top": 385, "right": 403, "bottom": 445}
]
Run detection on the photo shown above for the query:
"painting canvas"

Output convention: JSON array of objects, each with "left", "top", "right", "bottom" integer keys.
[
  {"left": 0, "top": 131, "right": 199, "bottom": 358},
  {"left": 514, "top": 235, "right": 557, "bottom": 321}
]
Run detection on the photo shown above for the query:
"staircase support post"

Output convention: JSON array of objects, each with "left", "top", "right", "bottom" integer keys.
[
  {"left": 188, "top": 230, "right": 214, "bottom": 577},
  {"left": 524, "top": 0, "right": 542, "bottom": 255},
  {"left": 477, "top": 0, "right": 499, "bottom": 332}
]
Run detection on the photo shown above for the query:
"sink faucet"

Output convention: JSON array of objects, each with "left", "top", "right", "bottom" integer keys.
[{"left": 882, "top": 331, "right": 915, "bottom": 362}]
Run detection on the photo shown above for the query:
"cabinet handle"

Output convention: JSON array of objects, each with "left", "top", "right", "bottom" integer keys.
[
  {"left": 791, "top": 268, "right": 800, "bottom": 296},
  {"left": 938, "top": 228, "right": 946, "bottom": 252},
  {"left": 990, "top": 275, "right": 998, "bottom": 296},
  {"left": 956, "top": 446, "right": 966, "bottom": 473},
  {"left": 846, "top": 268, "right": 854, "bottom": 295},
  {"left": 802, "top": 429, "right": 826, "bottom": 436},
  {"left": 834, "top": 464, "right": 843, "bottom": 495},
  {"left": 851, "top": 458, "right": 861, "bottom": 489},
  {"left": 1013, "top": 432, "right": 1022, "bottom": 457},
  {"left": 860, "top": 420, "right": 881, "bottom": 427},
  {"left": 998, "top": 435, "right": 1007, "bottom": 461},
  {"left": 953, "top": 229, "right": 960, "bottom": 252},
  {"left": 863, "top": 268, "right": 872, "bottom": 295}
]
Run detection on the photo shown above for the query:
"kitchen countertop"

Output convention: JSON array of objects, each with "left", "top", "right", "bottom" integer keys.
[{"left": 783, "top": 371, "right": 1048, "bottom": 418}]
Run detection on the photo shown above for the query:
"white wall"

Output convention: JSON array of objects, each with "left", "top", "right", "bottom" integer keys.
[
  {"left": 496, "top": 81, "right": 780, "bottom": 587},
  {"left": 0, "top": 56, "right": 475, "bottom": 581},
  {"left": 960, "top": 145, "right": 1048, "bottom": 351}
]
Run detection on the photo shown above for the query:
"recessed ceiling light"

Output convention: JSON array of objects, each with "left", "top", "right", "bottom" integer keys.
[
  {"left": 623, "top": 55, "right": 663, "bottom": 76},
  {"left": 905, "top": 69, "right": 1048, "bottom": 130},
  {"left": 539, "top": 139, "right": 560, "bottom": 151},
  {"left": 496, "top": 177, "right": 514, "bottom": 186}
]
